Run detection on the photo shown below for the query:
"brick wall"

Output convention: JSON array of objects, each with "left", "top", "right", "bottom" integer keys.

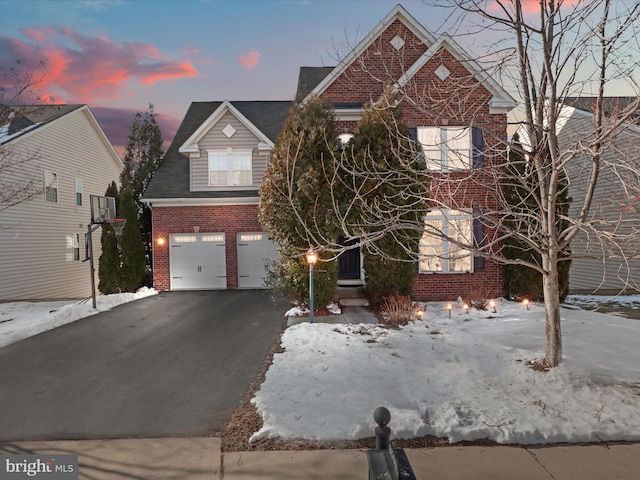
[
  {"left": 151, "top": 204, "right": 263, "bottom": 290},
  {"left": 321, "top": 23, "right": 509, "bottom": 301}
]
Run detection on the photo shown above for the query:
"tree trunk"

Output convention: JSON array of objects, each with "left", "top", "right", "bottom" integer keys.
[{"left": 542, "top": 253, "right": 562, "bottom": 366}]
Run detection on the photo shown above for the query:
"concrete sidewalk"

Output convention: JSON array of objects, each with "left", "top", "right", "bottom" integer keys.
[{"left": 2, "top": 438, "right": 640, "bottom": 479}]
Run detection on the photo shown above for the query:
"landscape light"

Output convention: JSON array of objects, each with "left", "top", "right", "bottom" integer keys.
[
  {"left": 523, "top": 298, "right": 530, "bottom": 310},
  {"left": 416, "top": 308, "right": 424, "bottom": 320},
  {"left": 490, "top": 300, "right": 497, "bottom": 313},
  {"left": 447, "top": 303, "right": 452, "bottom": 318},
  {"left": 463, "top": 303, "right": 470, "bottom": 314}
]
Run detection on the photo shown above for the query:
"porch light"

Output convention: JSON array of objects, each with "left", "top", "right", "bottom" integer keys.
[
  {"left": 157, "top": 237, "right": 165, "bottom": 246},
  {"left": 306, "top": 249, "right": 318, "bottom": 324}
]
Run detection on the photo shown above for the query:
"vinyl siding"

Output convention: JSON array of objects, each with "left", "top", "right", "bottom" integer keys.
[
  {"left": 190, "top": 111, "right": 268, "bottom": 191},
  {"left": 0, "top": 107, "right": 123, "bottom": 301},
  {"left": 561, "top": 109, "right": 640, "bottom": 293}
]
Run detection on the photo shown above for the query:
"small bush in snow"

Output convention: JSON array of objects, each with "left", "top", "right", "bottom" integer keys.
[{"left": 381, "top": 294, "right": 417, "bottom": 326}]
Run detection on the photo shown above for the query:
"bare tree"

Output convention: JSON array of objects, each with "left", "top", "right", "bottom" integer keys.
[
  {"left": 0, "top": 59, "right": 50, "bottom": 217},
  {"left": 272, "top": 1, "right": 640, "bottom": 367}
]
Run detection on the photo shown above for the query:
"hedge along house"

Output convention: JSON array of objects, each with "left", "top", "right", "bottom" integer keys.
[{"left": 143, "top": 4, "right": 516, "bottom": 300}]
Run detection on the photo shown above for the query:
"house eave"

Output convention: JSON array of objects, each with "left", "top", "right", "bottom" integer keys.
[{"left": 142, "top": 197, "right": 260, "bottom": 207}]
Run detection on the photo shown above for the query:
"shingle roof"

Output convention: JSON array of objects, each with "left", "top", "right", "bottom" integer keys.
[
  {"left": 1, "top": 104, "right": 84, "bottom": 145},
  {"left": 295, "top": 67, "right": 335, "bottom": 100},
  {"left": 563, "top": 97, "right": 640, "bottom": 119},
  {"left": 143, "top": 101, "right": 292, "bottom": 200}
]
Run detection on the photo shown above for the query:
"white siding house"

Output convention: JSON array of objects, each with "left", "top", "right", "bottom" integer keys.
[
  {"left": 0, "top": 105, "right": 123, "bottom": 301},
  {"left": 558, "top": 103, "right": 640, "bottom": 294}
]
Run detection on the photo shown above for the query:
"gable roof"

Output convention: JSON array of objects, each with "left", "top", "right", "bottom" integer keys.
[
  {"left": 395, "top": 33, "right": 517, "bottom": 114},
  {"left": 304, "top": 4, "right": 436, "bottom": 102},
  {"left": 143, "top": 101, "right": 292, "bottom": 201},
  {"left": 179, "top": 100, "right": 287, "bottom": 154},
  {"left": 0, "top": 104, "right": 122, "bottom": 169},
  {"left": 0, "top": 104, "right": 84, "bottom": 145},
  {"left": 296, "top": 67, "right": 335, "bottom": 100},
  {"left": 563, "top": 97, "right": 640, "bottom": 120},
  {"left": 301, "top": 4, "right": 516, "bottom": 114}
]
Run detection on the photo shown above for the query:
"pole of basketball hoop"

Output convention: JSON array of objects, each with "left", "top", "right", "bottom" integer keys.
[{"left": 85, "top": 222, "right": 101, "bottom": 309}]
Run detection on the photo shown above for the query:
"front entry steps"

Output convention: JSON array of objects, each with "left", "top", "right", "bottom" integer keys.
[{"left": 334, "top": 287, "right": 369, "bottom": 307}]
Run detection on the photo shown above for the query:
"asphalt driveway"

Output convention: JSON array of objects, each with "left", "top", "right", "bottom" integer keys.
[{"left": 0, "top": 290, "right": 287, "bottom": 441}]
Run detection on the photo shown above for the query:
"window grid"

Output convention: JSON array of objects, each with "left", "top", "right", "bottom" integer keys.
[
  {"left": 418, "top": 127, "right": 471, "bottom": 171},
  {"left": 208, "top": 151, "right": 252, "bottom": 186},
  {"left": 44, "top": 171, "right": 58, "bottom": 202},
  {"left": 419, "top": 209, "right": 473, "bottom": 273}
]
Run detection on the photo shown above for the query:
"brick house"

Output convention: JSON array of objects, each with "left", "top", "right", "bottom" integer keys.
[{"left": 143, "top": 5, "right": 515, "bottom": 300}]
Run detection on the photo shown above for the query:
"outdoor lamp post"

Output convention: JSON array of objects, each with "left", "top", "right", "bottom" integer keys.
[{"left": 306, "top": 249, "right": 318, "bottom": 323}]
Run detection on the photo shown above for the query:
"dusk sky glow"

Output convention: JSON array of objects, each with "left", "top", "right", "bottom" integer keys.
[
  {"left": 1, "top": 0, "right": 636, "bottom": 155},
  {"left": 2, "top": 0, "right": 439, "bottom": 153}
]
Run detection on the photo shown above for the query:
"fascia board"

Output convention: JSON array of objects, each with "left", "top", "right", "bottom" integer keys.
[
  {"left": 396, "top": 34, "right": 517, "bottom": 114},
  {"left": 179, "top": 101, "right": 275, "bottom": 154},
  {"left": 141, "top": 197, "right": 259, "bottom": 207},
  {"left": 1, "top": 105, "right": 123, "bottom": 170},
  {"left": 304, "top": 4, "right": 436, "bottom": 103},
  {"left": 79, "top": 105, "right": 124, "bottom": 170}
]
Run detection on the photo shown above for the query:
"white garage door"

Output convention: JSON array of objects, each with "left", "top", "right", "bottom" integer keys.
[
  {"left": 170, "top": 233, "right": 226, "bottom": 290},
  {"left": 237, "top": 233, "right": 277, "bottom": 289}
]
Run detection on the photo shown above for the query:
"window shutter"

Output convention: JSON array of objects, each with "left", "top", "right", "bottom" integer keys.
[
  {"left": 407, "top": 127, "right": 418, "bottom": 141},
  {"left": 473, "top": 213, "right": 486, "bottom": 272},
  {"left": 472, "top": 127, "right": 485, "bottom": 168}
]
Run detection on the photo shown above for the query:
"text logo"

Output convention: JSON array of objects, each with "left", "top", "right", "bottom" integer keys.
[{"left": 0, "top": 455, "right": 77, "bottom": 479}]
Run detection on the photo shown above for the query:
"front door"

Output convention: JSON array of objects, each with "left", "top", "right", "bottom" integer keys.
[{"left": 337, "top": 236, "right": 361, "bottom": 281}]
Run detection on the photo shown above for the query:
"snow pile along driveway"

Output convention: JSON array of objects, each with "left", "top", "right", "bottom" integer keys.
[{"left": 251, "top": 300, "right": 640, "bottom": 445}]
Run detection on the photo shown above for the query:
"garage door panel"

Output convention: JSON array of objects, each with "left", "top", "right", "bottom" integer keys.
[
  {"left": 170, "top": 233, "right": 226, "bottom": 290},
  {"left": 237, "top": 233, "right": 277, "bottom": 289}
]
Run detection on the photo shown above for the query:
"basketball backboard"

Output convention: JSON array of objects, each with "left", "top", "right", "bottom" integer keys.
[{"left": 90, "top": 195, "right": 116, "bottom": 224}]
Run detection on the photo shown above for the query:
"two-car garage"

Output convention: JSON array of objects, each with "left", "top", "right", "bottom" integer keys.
[{"left": 169, "top": 232, "right": 277, "bottom": 290}]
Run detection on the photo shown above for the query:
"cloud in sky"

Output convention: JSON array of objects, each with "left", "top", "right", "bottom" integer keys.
[
  {"left": 0, "top": 26, "right": 200, "bottom": 104},
  {"left": 91, "top": 105, "right": 182, "bottom": 158},
  {"left": 237, "top": 50, "right": 261, "bottom": 69}
]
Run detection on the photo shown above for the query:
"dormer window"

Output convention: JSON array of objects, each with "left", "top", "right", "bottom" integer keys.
[{"left": 208, "top": 149, "right": 252, "bottom": 186}]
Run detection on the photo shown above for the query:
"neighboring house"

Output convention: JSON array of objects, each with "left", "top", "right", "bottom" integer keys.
[
  {"left": 558, "top": 98, "right": 640, "bottom": 294},
  {"left": 143, "top": 5, "right": 516, "bottom": 300},
  {"left": 0, "top": 105, "right": 123, "bottom": 301}
]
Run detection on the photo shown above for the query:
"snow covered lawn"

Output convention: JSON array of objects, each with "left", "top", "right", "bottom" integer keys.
[{"left": 251, "top": 298, "right": 640, "bottom": 445}]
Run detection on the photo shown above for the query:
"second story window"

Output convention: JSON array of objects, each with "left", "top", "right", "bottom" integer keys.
[
  {"left": 418, "top": 127, "right": 472, "bottom": 171},
  {"left": 44, "top": 171, "right": 58, "bottom": 202},
  {"left": 75, "top": 178, "right": 83, "bottom": 206},
  {"left": 208, "top": 150, "right": 252, "bottom": 186}
]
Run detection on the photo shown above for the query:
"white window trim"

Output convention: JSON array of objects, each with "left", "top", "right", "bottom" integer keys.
[
  {"left": 73, "top": 233, "right": 80, "bottom": 261},
  {"left": 75, "top": 178, "right": 83, "bottom": 206},
  {"left": 418, "top": 126, "right": 472, "bottom": 171},
  {"left": 44, "top": 170, "right": 58, "bottom": 202},
  {"left": 207, "top": 148, "right": 253, "bottom": 187},
  {"left": 419, "top": 209, "right": 474, "bottom": 274}
]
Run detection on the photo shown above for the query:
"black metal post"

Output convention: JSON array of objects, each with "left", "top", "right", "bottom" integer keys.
[{"left": 374, "top": 406, "right": 391, "bottom": 450}]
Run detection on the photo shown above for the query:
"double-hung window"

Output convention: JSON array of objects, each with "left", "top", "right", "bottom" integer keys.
[
  {"left": 208, "top": 149, "right": 252, "bottom": 186},
  {"left": 44, "top": 171, "right": 58, "bottom": 202},
  {"left": 418, "top": 127, "right": 473, "bottom": 171},
  {"left": 75, "top": 178, "right": 83, "bottom": 205},
  {"left": 419, "top": 209, "right": 474, "bottom": 273}
]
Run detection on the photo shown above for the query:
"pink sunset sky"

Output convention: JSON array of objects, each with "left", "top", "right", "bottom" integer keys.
[{"left": 0, "top": 0, "right": 631, "bottom": 156}]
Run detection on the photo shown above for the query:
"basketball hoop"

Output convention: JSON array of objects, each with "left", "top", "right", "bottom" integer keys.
[{"left": 105, "top": 218, "right": 126, "bottom": 238}]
